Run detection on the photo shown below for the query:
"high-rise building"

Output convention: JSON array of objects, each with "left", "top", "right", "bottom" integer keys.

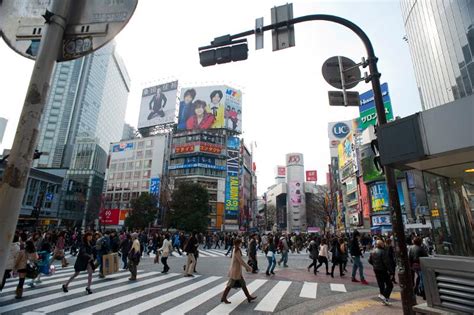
[
  {"left": 35, "top": 42, "right": 131, "bottom": 168},
  {"left": 122, "top": 123, "right": 136, "bottom": 141},
  {"left": 0, "top": 117, "right": 7, "bottom": 144},
  {"left": 401, "top": 0, "right": 474, "bottom": 110}
]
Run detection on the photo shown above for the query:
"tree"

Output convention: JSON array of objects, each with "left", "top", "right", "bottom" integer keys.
[
  {"left": 169, "top": 182, "right": 209, "bottom": 232},
  {"left": 125, "top": 192, "right": 158, "bottom": 230}
]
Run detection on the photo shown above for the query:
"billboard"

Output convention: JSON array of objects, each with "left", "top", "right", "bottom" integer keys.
[
  {"left": 327, "top": 120, "right": 353, "bottom": 157},
  {"left": 111, "top": 142, "right": 134, "bottom": 160},
  {"left": 150, "top": 178, "right": 160, "bottom": 196},
  {"left": 177, "top": 85, "right": 242, "bottom": 132},
  {"left": 138, "top": 81, "right": 178, "bottom": 129},
  {"left": 168, "top": 156, "right": 226, "bottom": 171},
  {"left": 358, "top": 82, "right": 394, "bottom": 130},
  {"left": 370, "top": 181, "right": 405, "bottom": 212},
  {"left": 225, "top": 136, "right": 240, "bottom": 219},
  {"left": 337, "top": 132, "right": 357, "bottom": 171},
  {"left": 289, "top": 180, "right": 302, "bottom": 206},
  {"left": 99, "top": 208, "right": 120, "bottom": 225},
  {"left": 306, "top": 170, "right": 317, "bottom": 182},
  {"left": 277, "top": 166, "right": 286, "bottom": 177}
]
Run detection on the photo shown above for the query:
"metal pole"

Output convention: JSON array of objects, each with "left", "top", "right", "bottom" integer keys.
[{"left": 0, "top": 0, "right": 71, "bottom": 279}]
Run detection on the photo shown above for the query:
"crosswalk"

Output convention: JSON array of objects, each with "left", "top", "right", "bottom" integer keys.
[
  {"left": 0, "top": 268, "right": 351, "bottom": 314},
  {"left": 147, "top": 248, "right": 310, "bottom": 259}
]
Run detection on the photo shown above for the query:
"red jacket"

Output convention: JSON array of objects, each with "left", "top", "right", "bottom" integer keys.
[{"left": 186, "top": 113, "right": 215, "bottom": 130}]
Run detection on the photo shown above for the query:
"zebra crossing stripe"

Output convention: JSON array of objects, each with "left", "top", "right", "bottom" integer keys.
[
  {"left": 203, "top": 249, "right": 227, "bottom": 257},
  {"left": 299, "top": 282, "right": 318, "bottom": 299},
  {"left": 0, "top": 270, "right": 142, "bottom": 302},
  {"left": 207, "top": 279, "right": 267, "bottom": 315},
  {"left": 3, "top": 266, "right": 74, "bottom": 286},
  {"left": 171, "top": 251, "right": 182, "bottom": 257},
  {"left": 68, "top": 274, "right": 201, "bottom": 315},
  {"left": 0, "top": 271, "right": 159, "bottom": 313},
  {"left": 330, "top": 283, "right": 347, "bottom": 292},
  {"left": 115, "top": 276, "right": 221, "bottom": 315},
  {"left": 198, "top": 250, "right": 219, "bottom": 257},
  {"left": 161, "top": 280, "right": 228, "bottom": 315},
  {"left": 254, "top": 280, "right": 292, "bottom": 312},
  {"left": 2, "top": 268, "right": 78, "bottom": 290}
]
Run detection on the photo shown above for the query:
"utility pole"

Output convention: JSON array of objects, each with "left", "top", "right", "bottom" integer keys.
[{"left": 0, "top": 0, "right": 71, "bottom": 280}]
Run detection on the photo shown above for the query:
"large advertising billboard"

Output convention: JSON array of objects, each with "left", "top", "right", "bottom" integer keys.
[
  {"left": 177, "top": 85, "right": 242, "bottom": 132},
  {"left": 306, "top": 170, "right": 317, "bottom": 182},
  {"left": 289, "top": 180, "right": 303, "bottom": 206},
  {"left": 138, "top": 81, "right": 178, "bottom": 129},
  {"left": 370, "top": 181, "right": 405, "bottom": 212},
  {"left": 358, "top": 82, "right": 394, "bottom": 130},
  {"left": 327, "top": 120, "right": 353, "bottom": 157},
  {"left": 225, "top": 136, "right": 240, "bottom": 220}
]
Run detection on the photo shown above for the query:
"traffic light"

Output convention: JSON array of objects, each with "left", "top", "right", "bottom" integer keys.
[
  {"left": 33, "top": 150, "right": 43, "bottom": 160},
  {"left": 199, "top": 40, "right": 248, "bottom": 67},
  {"left": 370, "top": 138, "right": 385, "bottom": 175}
]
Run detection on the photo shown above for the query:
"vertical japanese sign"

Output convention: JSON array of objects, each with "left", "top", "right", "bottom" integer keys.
[{"left": 225, "top": 136, "right": 240, "bottom": 220}]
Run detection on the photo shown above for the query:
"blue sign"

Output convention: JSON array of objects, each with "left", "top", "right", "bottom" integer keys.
[
  {"left": 370, "top": 181, "right": 405, "bottom": 212},
  {"left": 112, "top": 142, "right": 134, "bottom": 152},
  {"left": 150, "top": 178, "right": 160, "bottom": 196},
  {"left": 168, "top": 156, "right": 225, "bottom": 171},
  {"left": 227, "top": 136, "right": 240, "bottom": 150},
  {"left": 359, "top": 82, "right": 390, "bottom": 112},
  {"left": 332, "top": 122, "right": 350, "bottom": 139},
  {"left": 45, "top": 193, "right": 54, "bottom": 202}
]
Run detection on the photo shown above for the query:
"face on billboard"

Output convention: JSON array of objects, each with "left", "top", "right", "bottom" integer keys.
[
  {"left": 138, "top": 81, "right": 178, "bottom": 129},
  {"left": 177, "top": 85, "right": 242, "bottom": 132},
  {"left": 289, "top": 181, "right": 302, "bottom": 206}
]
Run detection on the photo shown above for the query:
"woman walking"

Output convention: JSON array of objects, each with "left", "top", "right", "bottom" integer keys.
[
  {"left": 159, "top": 233, "right": 173, "bottom": 273},
  {"left": 330, "top": 238, "right": 345, "bottom": 278},
  {"left": 265, "top": 235, "right": 276, "bottom": 276},
  {"left": 128, "top": 233, "right": 141, "bottom": 281},
  {"left": 307, "top": 237, "right": 319, "bottom": 275},
  {"left": 220, "top": 239, "right": 257, "bottom": 304},
  {"left": 315, "top": 239, "right": 330, "bottom": 275},
  {"left": 62, "top": 232, "right": 95, "bottom": 294}
]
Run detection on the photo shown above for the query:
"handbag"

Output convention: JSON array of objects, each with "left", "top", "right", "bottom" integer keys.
[
  {"left": 154, "top": 254, "right": 160, "bottom": 264},
  {"left": 26, "top": 262, "right": 39, "bottom": 279},
  {"left": 232, "top": 279, "right": 243, "bottom": 289}
]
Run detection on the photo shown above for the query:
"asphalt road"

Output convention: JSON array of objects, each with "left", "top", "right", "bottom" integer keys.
[{"left": 0, "top": 247, "right": 388, "bottom": 314}]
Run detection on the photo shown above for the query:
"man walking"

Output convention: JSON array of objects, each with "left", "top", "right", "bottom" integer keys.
[
  {"left": 277, "top": 234, "right": 289, "bottom": 267},
  {"left": 184, "top": 231, "right": 198, "bottom": 277},
  {"left": 368, "top": 240, "right": 394, "bottom": 306},
  {"left": 350, "top": 230, "right": 369, "bottom": 285},
  {"left": 248, "top": 234, "right": 258, "bottom": 273}
]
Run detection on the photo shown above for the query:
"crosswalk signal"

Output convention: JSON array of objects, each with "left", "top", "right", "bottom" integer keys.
[{"left": 199, "top": 39, "right": 248, "bottom": 67}]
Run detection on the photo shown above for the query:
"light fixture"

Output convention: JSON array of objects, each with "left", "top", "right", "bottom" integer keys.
[{"left": 465, "top": 168, "right": 474, "bottom": 173}]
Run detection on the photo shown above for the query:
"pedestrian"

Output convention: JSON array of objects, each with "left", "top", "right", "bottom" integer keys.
[
  {"left": 307, "top": 237, "right": 319, "bottom": 275},
  {"left": 128, "top": 233, "right": 141, "bottom": 281},
  {"left": 248, "top": 234, "right": 258, "bottom": 273},
  {"left": 173, "top": 233, "right": 182, "bottom": 255},
  {"left": 184, "top": 231, "right": 198, "bottom": 277},
  {"left": 220, "top": 238, "right": 257, "bottom": 304},
  {"left": 265, "top": 235, "right": 276, "bottom": 276},
  {"left": 385, "top": 238, "right": 397, "bottom": 284},
  {"left": 159, "top": 233, "right": 173, "bottom": 273},
  {"left": 315, "top": 238, "right": 330, "bottom": 275},
  {"left": 368, "top": 240, "right": 394, "bottom": 306},
  {"left": 95, "top": 232, "right": 111, "bottom": 278},
  {"left": 225, "top": 234, "right": 234, "bottom": 256},
  {"left": 350, "top": 230, "right": 369, "bottom": 284},
  {"left": 408, "top": 236, "right": 428, "bottom": 298},
  {"left": 119, "top": 233, "right": 132, "bottom": 270},
  {"left": 53, "top": 231, "right": 69, "bottom": 268},
  {"left": 277, "top": 234, "right": 289, "bottom": 267},
  {"left": 330, "top": 238, "right": 345, "bottom": 278},
  {"left": 62, "top": 232, "right": 95, "bottom": 295}
]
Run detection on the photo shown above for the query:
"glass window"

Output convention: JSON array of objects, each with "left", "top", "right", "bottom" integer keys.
[
  {"left": 118, "top": 163, "right": 125, "bottom": 171},
  {"left": 143, "top": 170, "right": 151, "bottom": 178},
  {"left": 142, "top": 181, "right": 149, "bottom": 189},
  {"left": 135, "top": 161, "right": 142, "bottom": 169},
  {"left": 137, "top": 141, "right": 144, "bottom": 149},
  {"left": 144, "top": 160, "right": 152, "bottom": 168},
  {"left": 136, "top": 151, "right": 143, "bottom": 159},
  {"left": 123, "top": 182, "right": 130, "bottom": 190},
  {"left": 108, "top": 173, "right": 115, "bottom": 180},
  {"left": 110, "top": 163, "right": 117, "bottom": 171},
  {"left": 123, "top": 192, "right": 130, "bottom": 201},
  {"left": 114, "top": 193, "right": 121, "bottom": 201},
  {"left": 116, "top": 172, "right": 123, "bottom": 180},
  {"left": 127, "top": 162, "right": 134, "bottom": 170},
  {"left": 133, "top": 181, "right": 139, "bottom": 189},
  {"left": 107, "top": 183, "right": 114, "bottom": 191},
  {"left": 145, "top": 150, "right": 153, "bottom": 158},
  {"left": 125, "top": 171, "right": 132, "bottom": 179},
  {"left": 146, "top": 140, "right": 153, "bottom": 147},
  {"left": 116, "top": 182, "right": 122, "bottom": 191}
]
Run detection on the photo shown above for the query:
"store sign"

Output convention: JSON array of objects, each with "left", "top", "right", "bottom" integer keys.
[
  {"left": 225, "top": 136, "right": 240, "bottom": 220},
  {"left": 99, "top": 208, "right": 120, "bottom": 225},
  {"left": 306, "top": 170, "right": 317, "bottom": 182},
  {"left": 149, "top": 178, "right": 160, "bottom": 195},
  {"left": 358, "top": 82, "right": 394, "bottom": 130},
  {"left": 200, "top": 143, "right": 222, "bottom": 154},
  {"left": 332, "top": 122, "right": 350, "bottom": 139},
  {"left": 370, "top": 181, "right": 405, "bottom": 212},
  {"left": 372, "top": 214, "right": 391, "bottom": 226},
  {"left": 174, "top": 143, "right": 195, "bottom": 154},
  {"left": 431, "top": 209, "right": 440, "bottom": 217},
  {"left": 277, "top": 166, "right": 286, "bottom": 176},
  {"left": 287, "top": 153, "right": 303, "bottom": 166},
  {"left": 112, "top": 142, "right": 133, "bottom": 152}
]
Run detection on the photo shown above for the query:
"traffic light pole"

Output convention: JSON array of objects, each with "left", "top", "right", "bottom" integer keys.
[
  {"left": 0, "top": 0, "right": 71, "bottom": 280},
  {"left": 200, "top": 14, "right": 416, "bottom": 314}
]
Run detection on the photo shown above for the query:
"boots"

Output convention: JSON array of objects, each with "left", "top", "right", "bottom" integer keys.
[
  {"left": 15, "top": 287, "right": 23, "bottom": 299},
  {"left": 242, "top": 285, "right": 257, "bottom": 303},
  {"left": 221, "top": 286, "right": 231, "bottom": 304}
]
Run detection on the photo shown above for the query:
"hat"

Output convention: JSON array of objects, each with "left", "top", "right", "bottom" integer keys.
[{"left": 131, "top": 232, "right": 138, "bottom": 239}]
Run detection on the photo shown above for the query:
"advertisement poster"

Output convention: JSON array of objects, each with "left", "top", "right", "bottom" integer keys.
[
  {"left": 277, "top": 166, "right": 286, "bottom": 176},
  {"left": 149, "top": 178, "right": 160, "bottom": 196},
  {"left": 306, "top": 170, "right": 317, "bottom": 182},
  {"left": 289, "top": 181, "right": 302, "bottom": 206},
  {"left": 370, "top": 181, "right": 405, "bottom": 212},
  {"left": 358, "top": 82, "right": 394, "bottom": 130},
  {"left": 225, "top": 136, "right": 240, "bottom": 219},
  {"left": 111, "top": 142, "right": 134, "bottom": 160},
  {"left": 99, "top": 208, "right": 120, "bottom": 225},
  {"left": 338, "top": 132, "right": 358, "bottom": 174},
  {"left": 138, "top": 81, "right": 178, "bottom": 129},
  {"left": 177, "top": 85, "right": 242, "bottom": 132}
]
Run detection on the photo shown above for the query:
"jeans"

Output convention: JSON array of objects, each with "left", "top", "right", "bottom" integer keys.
[
  {"left": 226, "top": 245, "right": 233, "bottom": 256},
  {"left": 279, "top": 251, "right": 288, "bottom": 266},
  {"left": 351, "top": 256, "right": 365, "bottom": 280},
  {"left": 316, "top": 256, "right": 329, "bottom": 273},
  {"left": 308, "top": 258, "right": 318, "bottom": 274},
  {"left": 266, "top": 255, "right": 276, "bottom": 273},
  {"left": 161, "top": 256, "right": 169, "bottom": 272},
  {"left": 374, "top": 270, "right": 393, "bottom": 299},
  {"left": 121, "top": 252, "right": 128, "bottom": 269}
]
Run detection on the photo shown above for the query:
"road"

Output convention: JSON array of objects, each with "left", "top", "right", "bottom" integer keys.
[{"left": 0, "top": 247, "right": 397, "bottom": 314}]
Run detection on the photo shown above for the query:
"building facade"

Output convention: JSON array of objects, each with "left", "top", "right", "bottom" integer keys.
[
  {"left": 401, "top": 0, "right": 474, "bottom": 110},
  {"left": 0, "top": 117, "right": 7, "bottom": 144},
  {"left": 34, "top": 42, "right": 130, "bottom": 169}
]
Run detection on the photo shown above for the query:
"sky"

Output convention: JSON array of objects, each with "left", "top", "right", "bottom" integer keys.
[{"left": 0, "top": 0, "right": 421, "bottom": 195}]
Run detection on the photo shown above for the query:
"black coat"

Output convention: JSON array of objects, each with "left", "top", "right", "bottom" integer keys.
[{"left": 74, "top": 243, "right": 94, "bottom": 272}]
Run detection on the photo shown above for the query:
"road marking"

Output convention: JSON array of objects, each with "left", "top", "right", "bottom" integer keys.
[
  {"left": 254, "top": 280, "right": 291, "bottom": 312},
  {"left": 4, "top": 267, "right": 74, "bottom": 286},
  {"left": 300, "top": 281, "right": 318, "bottom": 299},
  {"left": 330, "top": 283, "right": 347, "bottom": 292},
  {"left": 161, "top": 280, "right": 228, "bottom": 315},
  {"left": 198, "top": 250, "right": 219, "bottom": 257},
  {"left": 203, "top": 249, "right": 227, "bottom": 257},
  {"left": 207, "top": 279, "right": 267, "bottom": 315},
  {"left": 71, "top": 275, "right": 200, "bottom": 315},
  {"left": 115, "top": 276, "right": 219, "bottom": 314},
  {"left": 0, "top": 271, "right": 158, "bottom": 313}
]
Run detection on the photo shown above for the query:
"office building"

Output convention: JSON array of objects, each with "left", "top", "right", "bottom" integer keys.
[{"left": 0, "top": 117, "right": 7, "bottom": 144}]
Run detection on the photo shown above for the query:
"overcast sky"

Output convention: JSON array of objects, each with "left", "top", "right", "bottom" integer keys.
[{"left": 0, "top": 0, "right": 421, "bottom": 195}]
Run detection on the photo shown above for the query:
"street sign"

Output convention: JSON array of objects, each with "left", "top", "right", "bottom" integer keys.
[
  {"left": 255, "top": 17, "right": 264, "bottom": 50},
  {"left": 322, "top": 56, "right": 361, "bottom": 89},
  {"left": 0, "top": 0, "right": 138, "bottom": 61},
  {"left": 328, "top": 91, "right": 360, "bottom": 106},
  {"left": 271, "top": 3, "right": 295, "bottom": 51}
]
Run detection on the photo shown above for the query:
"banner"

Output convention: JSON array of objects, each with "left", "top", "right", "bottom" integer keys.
[
  {"left": 306, "top": 170, "right": 317, "bottom": 182},
  {"left": 150, "top": 178, "right": 160, "bottom": 196},
  {"left": 277, "top": 166, "right": 286, "bottom": 176},
  {"left": 225, "top": 136, "right": 240, "bottom": 220},
  {"left": 370, "top": 181, "right": 405, "bottom": 212},
  {"left": 358, "top": 82, "right": 394, "bottom": 130},
  {"left": 289, "top": 180, "right": 302, "bottom": 206},
  {"left": 177, "top": 85, "right": 242, "bottom": 133},
  {"left": 138, "top": 81, "right": 178, "bottom": 129},
  {"left": 168, "top": 156, "right": 225, "bottom": 171},
  {"left": 99, "top": 208, "right": 120, "bottom": 225}
]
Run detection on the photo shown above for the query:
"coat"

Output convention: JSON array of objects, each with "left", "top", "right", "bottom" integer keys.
[
  {"left": 159, "top": 239, "right": 173, "bottom": 258},
  {"left": 228, "top": 247, "right": 251, "bottom": 280},
  {"left": 74, "top": 242, "right": 94, "bottom": 272},
  {"left": 6, "top": 243, "right": 20, "bottom": 270}
]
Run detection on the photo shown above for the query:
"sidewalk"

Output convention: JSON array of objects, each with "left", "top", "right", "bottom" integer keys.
[{"left": 317, "top": 292, "right": 404, "bottom": 315}]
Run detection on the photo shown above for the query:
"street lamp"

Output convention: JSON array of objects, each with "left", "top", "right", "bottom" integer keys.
[{"left": 198, "top": 12, "right": 416, "bottom": 314}]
